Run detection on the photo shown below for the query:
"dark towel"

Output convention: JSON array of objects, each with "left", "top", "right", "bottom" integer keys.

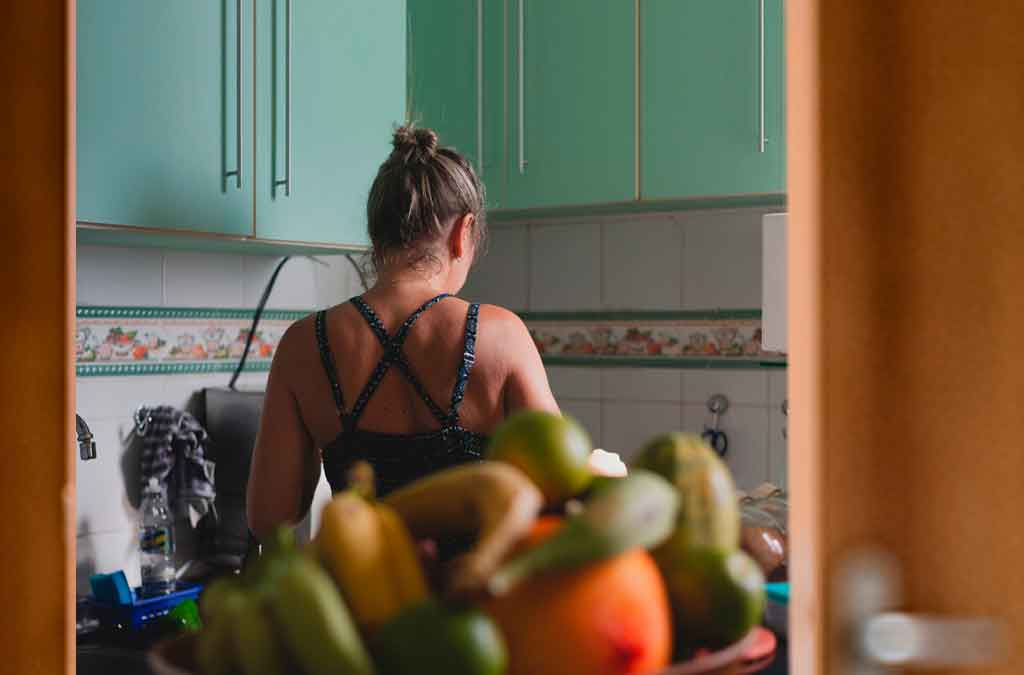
[{"left": 137, "top": 406, "right": 216, "bottom": 525}]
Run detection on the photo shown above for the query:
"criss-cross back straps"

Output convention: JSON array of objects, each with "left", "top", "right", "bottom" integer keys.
[
  {"left": 347, "top": 294, "right": 452, "bottom": 428},
  {"left": 315, "top": 310, "right": 347, "bottom": 416},
  {"left": 447, "top": 302, "right": 480, "bottom": 426}
]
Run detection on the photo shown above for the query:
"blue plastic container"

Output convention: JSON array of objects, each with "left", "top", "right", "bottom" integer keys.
[{"left": 88, "top": 584, "right": 203, "bottom": 631}]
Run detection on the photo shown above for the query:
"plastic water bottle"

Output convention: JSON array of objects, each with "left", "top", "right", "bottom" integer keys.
[{"left": 139, "top": 477, "right": 175, "bottom": 596}]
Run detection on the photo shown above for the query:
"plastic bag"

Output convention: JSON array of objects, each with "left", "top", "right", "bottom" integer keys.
[{"left": 739, "top": 483, "right": 788, "bottom": 582}]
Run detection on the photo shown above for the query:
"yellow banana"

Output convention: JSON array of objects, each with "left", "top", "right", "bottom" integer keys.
[
  {"left": 383, "top": 461, "right": 543, "bottom": 597},
  {"left": 315, "top": 489, "right": 429, "bottom": 635}
]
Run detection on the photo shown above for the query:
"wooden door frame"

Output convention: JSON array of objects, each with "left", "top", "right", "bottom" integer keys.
[{"left": 1, "top": 1, "right": 76, "bottom": 674}]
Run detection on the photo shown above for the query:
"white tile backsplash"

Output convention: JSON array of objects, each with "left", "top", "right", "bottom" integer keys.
[
  {"left": 243, "top": 255, "right": 318, "bottom": 310},
  {"left": 768, "top": 404, "right": 788, "bottom": 489},
  {"left": 602, "top": 218, "right": 683, "bottom": 309},
  {"left": 680, "top": 209, "right": 764, "bottom": 310},
  {"left": 77, "top": 375, "right": 165, "bottom": 422},
  {"left": 602, "top": 401, "right": 683, "bottom": 461},
  {"left": 547, "top": 366, "right": 601, "bottom": 401},
  {"left": 529, "top": 223, "right": 601, "bottom": 310},
  {"left": 163, "top": 250, "right": 245, "bottom": 307},
  {"left": 682, "top": 370, "right": 768, "bottom": 406},
  {"left": 77, "top": 245, "right": 164, "bottom": 306},
  {"left": 602, "top": 368, "right": 682, "bottom": 402},
  {"left": 315, "top": 254, "right": 368, "bottom": 308},
  {"left": 76, "top": 418, "right": 138, "bottom": 536},
  {"left": 768, "top": 369, "right": 787, "bottom": 406},
  {"left": 559, "top": 399, "right": 603, "bottom": 448},
  {"left": 76, "top": 528, "right": 142, "bottom": 595},
  {"left": 463, "top": 226, "right": 529, "bottom": 310},
  {"left": 682, "top": 403, "right": 768, "bottom": 490}
]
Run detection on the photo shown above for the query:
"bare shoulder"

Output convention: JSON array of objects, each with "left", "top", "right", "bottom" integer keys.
[{"left": 477, "top": 303, "right": 532, "bottom": 341}]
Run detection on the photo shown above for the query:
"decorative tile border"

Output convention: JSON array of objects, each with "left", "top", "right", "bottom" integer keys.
[
  {"left": 523, "top": 310, "right": 786, "bottom": 369},
  {"left": 76, "top": 306, "right": 786, "bottom": 377},
  {"left": 76, "top": 306, "right": 307, "bottom": 377}
]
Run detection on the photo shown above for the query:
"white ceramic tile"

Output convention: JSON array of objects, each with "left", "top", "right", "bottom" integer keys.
[
  {"left": 559, "top": 399, "right": 602, "bottom": 449},
  {"left": 461, "top": 226, "right": 529, "bottom": 310},
  {"left": 242, "top": 255, "right": 317, "bottom": 310},
  {"left": 768, "top": 405, "right": 788, "bottom": 489},
  {"left": 76, "top": 528, "right": 142, "bottom": 596},
  {"left": 547, "top": 366, "right": 601, "bottom": 401},
  {"left": 76, "top": 418, "right": 139, "bottom": 537},
  {"left": 76, "top": 375, "right": 166, "bottom": 422},
  {"left": 681, "top": 370, "right": 768, "bottom": 406},
  {"left": 601, "top": 368, "right": 682, "bottom": 402},
  {"left": 767, "top": 370, "right": 788, "bottom": 407},
  {"left": 162, "top": 373, "right": 236, "bottom": 411},
  {"left": 602, "top": 218, "right": 683, "bottom": 309},
  {"left": 683, "top": 404, "right": 769, "bottom": 490},
  {"left": 77, "top": 245, "right": 164, "bottom": 306},
  {"left": 680, "top": 209, "right": 763, "bottom": 309},
  {"left": 601, "top": 402, "right": 682, "bottom": 462},
  {"left": 163, "top": 250, "right": 244, "bottom": 307},
  {"left": 230, "top": 372, "right": 270, "bottom": 391},
  {"left": 315, "top": 254, "right": 370, "bottom": 309},
  {"left": 529, "top": 223, "right": 601, "bottom": 311}
]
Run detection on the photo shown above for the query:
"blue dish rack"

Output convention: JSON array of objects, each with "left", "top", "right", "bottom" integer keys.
[{"left": 87, "top": 584, "right": 203, "bottom": 631}]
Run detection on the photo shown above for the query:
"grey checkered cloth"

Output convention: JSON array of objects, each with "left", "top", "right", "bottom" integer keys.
[{"left": 138, "top": 406, "right": 216, "bottom": 524}]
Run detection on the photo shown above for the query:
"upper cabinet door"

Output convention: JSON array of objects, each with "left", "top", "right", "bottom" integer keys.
[
  {"left": 254, "top": 0, "right": 406, "bottom": 247},
  {"left": 77, "top": 0, "right": 254, "bottom": 235},
  {"left": 407, "top": 0, "right": 506, "bottom": 208},
  {"left": 641, "top": 0, "right": 785, "bottom": 200},
  {"left": 505, "top": 0, "right": 636, "bottom": 210}
]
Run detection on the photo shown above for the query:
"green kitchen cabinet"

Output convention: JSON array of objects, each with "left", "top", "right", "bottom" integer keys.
[
  {"left": 641, "top": 0, "right": 785, "bottom": 199},
  {"left": 254, "top": 0, "right": 406, "bottom": 247},
  {"left": 407, "top": 0, "right": 506, "bottom": 207},
  {"left": 505, "top": 0, "right": 636, "bottom": 210},
  {"left": 77, "top": 0, "right": 254, "bottom": 235}
]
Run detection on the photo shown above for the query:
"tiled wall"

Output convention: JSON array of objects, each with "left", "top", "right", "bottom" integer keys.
[
  {"left": 75, "top": 246, "right": 362, "bottom": 594},
  {"left": 462, "top": 208, "right": 788, "bottom": 490}
]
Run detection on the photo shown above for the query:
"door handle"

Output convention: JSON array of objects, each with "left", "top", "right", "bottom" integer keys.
[
  {"left": 836, "top": 550, "right": 1008, "bottom": 672},
  {"left": 273, "top": 0, "right": 292, "bottom": 198},
  {"left": 517, "top": 0, "right": 526, "bottom": 174},
  {"left": 225, "top": 0, "right": 243, "bottom": 189},
  {"left": 476, "top": 0, "right": 484, "bottom": 177},
  {"left": 757, "top": 0, "right": 766, "bottom": 153}
]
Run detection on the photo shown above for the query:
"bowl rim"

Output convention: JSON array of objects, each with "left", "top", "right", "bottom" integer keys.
[{"left": 150, "top": 628, "right": 763, "bottom": 675}]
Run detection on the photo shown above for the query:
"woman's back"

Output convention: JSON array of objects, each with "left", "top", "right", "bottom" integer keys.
[{"left": 246, "top": 125, "right": 557, "bottom": 536}]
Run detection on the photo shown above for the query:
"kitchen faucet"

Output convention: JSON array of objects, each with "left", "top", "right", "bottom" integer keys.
[{"left": 76, "top": 413, "right": 97, "bottom": 460}]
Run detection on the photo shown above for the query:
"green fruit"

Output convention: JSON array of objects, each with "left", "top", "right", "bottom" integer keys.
[
  {"left": 373, "top": 599, "right": 507, "bottom": 675},
  {"left": 196, "top": 583, "right": 246, "bottom": 675},
  {"left": 487, "top": 410, "right": 593, "bottom": 503},
  {"left": 659, "top": 547, "right": 765, "bottom": 651},
  {"left": 488, "top": 470, "right": 678, "bottom": 595},
  {"left": 631, "top": 432, "right": 740, "bottom": 551},
  {"left": 268, "top": 553, "right": 376, "bottom": 675},
  {"left": 234, "top": 595, "right": 291, "bottom": 675}
]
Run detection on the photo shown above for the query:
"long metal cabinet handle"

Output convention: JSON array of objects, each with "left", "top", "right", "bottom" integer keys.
[
  {"left": 273, "top": 0, "right": 292, "bottom": 197},
  {"left": 477, "top": 0, "right": 484, "bottom": 176},
  {"left": 517, "top": 0, "right": 526, "bottom": 173},
  {"left": 225, "top": 0, "right": 243, "bottom": 188},
  {"left": 758, "top": 0, "right": 766, "bottom": 153}
]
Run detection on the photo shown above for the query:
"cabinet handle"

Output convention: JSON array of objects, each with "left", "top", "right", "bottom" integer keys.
[
  {"left": 758, "top": 0, "right": 766, "bottom": 153},
  {"left": 224, "top": 0, "right": 243, "bottom": 189},
  {"left": 477, "top": 0, "right": 484, "bottom": 176},
  {"left": 517, "top": 0, "right": 526, "bottom": 174},
  {"left": 273, "top": 0, "right": 292, "bottom": 197}
]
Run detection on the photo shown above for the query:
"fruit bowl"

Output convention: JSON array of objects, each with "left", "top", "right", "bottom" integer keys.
[{"left": 148, "top": 629, "right": 765, "bottom": 675}]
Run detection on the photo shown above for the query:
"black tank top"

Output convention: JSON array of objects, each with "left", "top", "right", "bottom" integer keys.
[{"left": 314, "top": 293, "right": 486, "bottom": 496}]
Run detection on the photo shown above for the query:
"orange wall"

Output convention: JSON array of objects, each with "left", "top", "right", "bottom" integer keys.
[{"left": 0, "top": 1, "right": 75, "bottom": 674}]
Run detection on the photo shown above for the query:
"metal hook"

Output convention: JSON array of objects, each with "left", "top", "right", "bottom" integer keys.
[{"left": 702, "top": 394, "right": 730, "bottom": 457}]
